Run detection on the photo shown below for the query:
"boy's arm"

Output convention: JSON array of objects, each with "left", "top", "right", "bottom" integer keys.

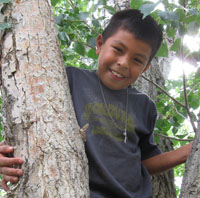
[{"left": 142, "top": 142, "right": 193, "bottom": 175}]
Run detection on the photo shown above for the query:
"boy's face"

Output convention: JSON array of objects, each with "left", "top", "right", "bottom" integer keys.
[{"left": 96, "top": 29, "right": 152, "bottom": 90}]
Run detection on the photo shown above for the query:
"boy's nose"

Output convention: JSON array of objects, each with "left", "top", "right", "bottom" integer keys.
[{"left": 117, "top": 56, "right": 129, "bottom": 69}]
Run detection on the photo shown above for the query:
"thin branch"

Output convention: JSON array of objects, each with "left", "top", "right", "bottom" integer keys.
[
  {"left": 180, "top": 39, "right": 197, "bottom": 133},
  {"left": 73, "top": 40, "right": 96, "bottom": 50},
  {"left": 66, "top": 0, "right": 75, "bottom": 9},
  {"left": 173, "top": 105, "right": 187, "bottom": 120},
  {"left": 141, "top": 75, "right": 186, "bottom": 108},
  {"left": 154, "top": 133, "right": 193, "bottom": 142}
]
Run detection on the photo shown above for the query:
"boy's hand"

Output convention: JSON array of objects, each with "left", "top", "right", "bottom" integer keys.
[{"left": 0, "top": 143, "right": 24, "bottom": 191}]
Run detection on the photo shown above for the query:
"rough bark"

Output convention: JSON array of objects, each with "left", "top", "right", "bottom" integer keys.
[
  {"left": 0, "top": 0, "right": 89, "bottom": 197},
  {"left": 180, "top": 114, "right": 200, "bottom": 198}
]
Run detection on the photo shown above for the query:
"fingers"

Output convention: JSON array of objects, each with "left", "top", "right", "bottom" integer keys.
[
  {"left": 0, "top": 156, "right": 23, "bottom": 167},
  {"left": 0, "top": 145, "right": 14, "bottom": 154},
  {"left": 2, "top": 175, "right": 20, "bottom": 192},
  {"left": 1, "top": 179, "right": 9, "bottom": 191},
  {"left": 0, "top": 144, "right": 24, "bottom": 191},
  {"left": 3, "top": 174, "right": 19, "bottom": 184},
  {"left": 0, "top": 167, "right": 23, "bottom": 177}
]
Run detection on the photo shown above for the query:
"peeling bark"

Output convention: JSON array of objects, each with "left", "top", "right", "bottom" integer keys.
[
  {"left": 0, "top": 0, "right": 89, "bottom": 197},
  {"left": 180, "top": 117, "right": 200, "bottom": 198}
]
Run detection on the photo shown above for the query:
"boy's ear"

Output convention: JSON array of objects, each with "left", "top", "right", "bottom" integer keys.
[
  {"left": 96, "top": 34, "right": 103, "bottom": 55},
  {"left": 143, "top": 63, "right": 151, "bottom": 73}
]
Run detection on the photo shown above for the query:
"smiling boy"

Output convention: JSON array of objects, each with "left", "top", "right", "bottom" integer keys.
[{"left": 0, "top": 9, "right": 192, "bottom": 198}]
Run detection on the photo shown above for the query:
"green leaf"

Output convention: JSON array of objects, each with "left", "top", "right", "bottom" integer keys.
[
  {"left": 198, "top": 4, "right": 200, "bottom": 12},
  {"left": 73, "top": 42, "right": 86, "bottom": 56},
  {"left": 130, "top": 0, "right": 143, "bottom": 9},
  {"left": 187, "top": 21, "right": 200, "bottom": 35},
  {"left": 88, "top": 37, "right": 96, "bottom": 48},
  {"left": 175, "top": 8, "right": 185, "bottom": 21},
  {"left": 188, "top": 8, "right": 200, "bottom": 15},
  {"left": 140, "top": 3, "right": 159, "bottom": 19},
  {"left": 195, "top": 67, "right": 200, "bottom": 78},
  {"left": 0, "top": 23, "right": 11, "bottom": 30},
  {"left": 56, "top": 14, "right": 64, "bottom": 26},
  {"left": 58, "top": 32, "right": 70, "bottom": 46},
  {"left": 156, "top": 119, "right": 171, "bottom": 133},
  {"left": 78, "top": 12, "right": 89, "bottom": 20},
  {"left": 170, "top": 38, "right": 181, "bottom": 52},
  {"left": 154, "top": 135, "right": 160, "bottom": 144},
  {"left": 51, "top": 0, "right": 60, "bottom": 6},
  {"left": 0, "top": 0, "right": 11, "bottom": 3},
  {"left": 97, "top": 0, "right": 106, "bottom": 6},
  {"left": 156, "top": 42, "right": 168, "bottom": 57},
  {"left": 158, "top": 11, "right": 180, "bottom": 21},
  {"left": 103, "top": 5, "right": 116, "bottom": 15},
  {"left": 178, "top": 23, "right": 186, "bottom": 36},
  {"left": 92, "top": 19, "right": 100, "bottom": 28},
  {"left": 166, "top": 26, "right": 176, "bottom": 38},
  {"left": 88, "top": 49, "right": 98, "bottom": 59}
]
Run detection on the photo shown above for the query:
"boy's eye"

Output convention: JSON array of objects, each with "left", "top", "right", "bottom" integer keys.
[
  {"left": 114, "top": 47, "right": 122, "bottom": 53},
  {"left": 134, "top": 58, "right": 143, "bottom": 64}
]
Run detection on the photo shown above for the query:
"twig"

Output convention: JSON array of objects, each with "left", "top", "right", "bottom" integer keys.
[
  {"left": 180, "top": 39, "right": 197, "bottom": 133},
  {"left": 66, "top": 0, "right": 75, "bottom": 9},
  {"left": 155, "top": 133, "right": 193, "bottom": 142},
  {"left": 173, "top": 105, "right": 187, "bottom": 120},
  {"left": 141, "top": 75, "right": 186, "bottom": 108},
  {"left": 73, "top": 40, "right": 96, "bottom": 50}
]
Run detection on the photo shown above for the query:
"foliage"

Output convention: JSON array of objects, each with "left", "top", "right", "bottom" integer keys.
[
  {"left": 155, "top": 72, "right": 200, "bottom": 144},
  {"left": 52, "top": 0, "right": 109, "bottom": 69}
]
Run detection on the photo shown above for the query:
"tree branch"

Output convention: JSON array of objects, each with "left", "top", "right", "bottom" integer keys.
[
  {"left": 141, "top": 74, "right": 186, "bottom": 108},
  {"left": 180, "top": 39, "right": 197, "bottom": 133},
  {"left": 155, "top": 133, "right": 193, "bottom": 142},
  {"left": 66, "top": 0, "right": 75, "bottom": 9}
]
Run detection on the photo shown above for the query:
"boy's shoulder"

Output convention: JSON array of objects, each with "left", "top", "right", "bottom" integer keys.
[
  {"left": 66, "top": 66, "right": 94, "bottom": 75},
  {"left": 129, "top": 85, "right": 153, "bottom": 101},
  {"left": 66, "top": 66, "right": 97, "bottom": 86}
]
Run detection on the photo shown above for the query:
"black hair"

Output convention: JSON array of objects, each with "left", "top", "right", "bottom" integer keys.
[{"left": 102, "top": 9, "right": 163, "bottom": 63}]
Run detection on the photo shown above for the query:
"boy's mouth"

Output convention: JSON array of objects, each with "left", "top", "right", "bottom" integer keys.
[{"left": 111, "top": 70, "right": 124, "bottom": 78}]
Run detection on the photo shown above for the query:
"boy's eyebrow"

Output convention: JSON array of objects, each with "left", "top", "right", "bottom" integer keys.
[{"left": 112, "top": 40, "right": 148, "bottom": 60}]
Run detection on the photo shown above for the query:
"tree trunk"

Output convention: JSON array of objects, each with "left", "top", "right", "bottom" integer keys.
[
  {"left": 180, "top": 114, "right": 200, "bottom": 198},
  {"left": 0, "top": 0, "right": 89, "bottom": 197}
]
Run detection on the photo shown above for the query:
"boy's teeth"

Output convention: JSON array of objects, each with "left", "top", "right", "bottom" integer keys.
[{"left": 112, "top": 71, "right": 123, "bottom": 78}]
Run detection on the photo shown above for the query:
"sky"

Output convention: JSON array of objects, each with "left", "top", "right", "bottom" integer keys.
[{"left": 168, "top": 33, "right": 200, "bottom": 80}]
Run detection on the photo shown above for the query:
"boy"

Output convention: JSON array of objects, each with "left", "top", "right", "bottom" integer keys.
[{"left": 0, "top": 9, "right": 192, "bottom": 198}]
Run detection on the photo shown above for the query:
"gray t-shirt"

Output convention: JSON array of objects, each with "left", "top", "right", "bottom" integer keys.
[{"left": 66, "top": 66, "right": 161, "bottom": 198}]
